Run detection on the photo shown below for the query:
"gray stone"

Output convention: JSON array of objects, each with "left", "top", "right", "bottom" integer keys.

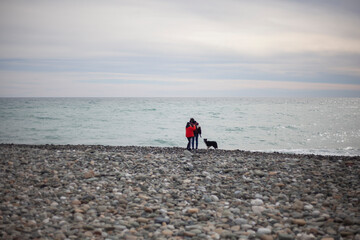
[
  {"left": 183, "top": 150, "right": 193, "bottom": 157},
  {"left": 154, "top": 217, "right": 170, "bottom": 224},
  {"left": 251, "top": 199, "right": 264, "bottom": 206},
  {"left": 278, "top": 233, "right": 295, "bottom": 240},
  {"left": 257, "top": 227, "right": 271, "bottom": 236},
  {"left": 234, "top": 218, "right": 248, "bottom": 225},
  {"left": 210, "top": 195, "right": 219, "bottom": 202}
]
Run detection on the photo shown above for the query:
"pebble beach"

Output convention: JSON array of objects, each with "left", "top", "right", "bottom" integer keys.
[{"left": 0, "top": 144, "right": 359, "bottom": 240}]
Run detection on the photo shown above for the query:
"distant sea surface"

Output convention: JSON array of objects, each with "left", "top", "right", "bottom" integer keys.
[{"left": 1, "top": 97, "right": 359, "bottom": 156}]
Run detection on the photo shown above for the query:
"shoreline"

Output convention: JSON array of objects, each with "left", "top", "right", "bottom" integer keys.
[
  {"left": 1, "top": 143, "right": 359, "bottom": 160},
  {"left": 1, "top": 144, "right": 359, "bottom": 239}
]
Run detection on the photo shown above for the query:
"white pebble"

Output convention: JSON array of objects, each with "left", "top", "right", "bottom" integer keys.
[
  {"left": 251, "top": 199, "right": 264, "bottom": 206},
  {"left": 43, "top": 218, "right": 50, "bottom": 224},
  {"left": 257, "top": 227, "right": 271, "bottom": 235},
  {"left": 252, "top": 206, "right": 265, "bottom": 214},
  {"left": 210, "top": 195, "right": 219, "bottom": 202},
  {"left": 304, "top": 204, "right": 314, "bottom": 210}
]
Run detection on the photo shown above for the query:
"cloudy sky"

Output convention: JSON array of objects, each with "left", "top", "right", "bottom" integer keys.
[{"left": 0, "top": 0, "right": 360, "bottom": 97}]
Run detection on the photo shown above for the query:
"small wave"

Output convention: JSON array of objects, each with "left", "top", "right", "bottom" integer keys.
[
  {"left": 208, "top": 112, "right": 221, "bottom": 118},
  {"left": 153, "top": 139, "right": 178, "bottom": 146},
  {"left": 45, "top": 135, "right": 60, "bottom": 140},
  {"left": 248, "top": 126, "right": 271, "bottom": 131},
  {"left": 35, "top": 116, "right": 60, "bottom": 121},
  {"left": 225, "top": 127, "right": 244, "bottom": 132},
  {"left": 43, "top": 128, "right": 58, "bottom": 132},
  {"left": 257, "top": 148, "right": 360, "bottom": 157},
  {"left": 154, "top": 139, "right": 172, "bottom": 145}
]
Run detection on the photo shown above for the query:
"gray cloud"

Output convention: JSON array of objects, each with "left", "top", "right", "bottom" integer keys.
[{"left": 0, "top": 0, "right": 359, "bottom": 97}]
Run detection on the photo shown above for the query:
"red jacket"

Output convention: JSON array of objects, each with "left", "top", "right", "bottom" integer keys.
[{"left": 186, "top": 125, "right": 196, "bottom": 138}]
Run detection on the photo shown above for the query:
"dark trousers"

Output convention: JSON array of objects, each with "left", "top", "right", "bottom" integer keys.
[
  {"left": 187, "top": 137, "right": 193, "bottom": 150},
  {"left": 194, "top": 134, "right": 199, "bottom": 149}
]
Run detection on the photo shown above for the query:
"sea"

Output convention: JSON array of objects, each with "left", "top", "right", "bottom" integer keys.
[{"left": 0, "top": 97, "right": 359, "bottom": 156}]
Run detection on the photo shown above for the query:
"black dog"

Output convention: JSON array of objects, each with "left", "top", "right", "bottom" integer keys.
[{"left": 204, "top": 139, "right": 218, "bottom": 149}]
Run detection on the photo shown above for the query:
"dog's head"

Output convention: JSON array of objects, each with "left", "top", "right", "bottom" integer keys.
[{"left": 204, "top": 139, "right": 207, "bottom": 142}]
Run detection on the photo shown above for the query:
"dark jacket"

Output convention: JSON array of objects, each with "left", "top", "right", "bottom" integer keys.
[{"left": 194, "top": 125, "right": 201, "bottom": 136}]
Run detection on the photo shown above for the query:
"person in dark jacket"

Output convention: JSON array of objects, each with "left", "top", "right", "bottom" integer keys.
[{"left": 193, "top": 121, "right": 202, "bottom": 149}]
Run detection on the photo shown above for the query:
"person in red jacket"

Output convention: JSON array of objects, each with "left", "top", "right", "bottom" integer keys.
[{"left": 186, "top": 118, "right": 196, "bottom": 150}]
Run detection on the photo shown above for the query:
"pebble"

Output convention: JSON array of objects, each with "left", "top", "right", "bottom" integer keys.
[
  {"left": 0, "top": 144, "right": 359, "bottom": 240},
  {"left": 292, "top": 218, "right": 307, "bottom": 226},
  {"left": 304, "top": 204, "right": 314, "bottom": 210},
  {"left": 154, "top": 217, "right": 170, "bottom": 224},
  {"left": 210, "top": 194, "right": 219, "bottom": 202},
  {"left": 278, "top": 233, "right": 295, "bottom": 240},
  {"left": 187, "top": 208, "right": 200, "bottom": 214},
  {"left": 71, "top": 199, "right": 81, "bottom": 205},
  {"left": 251, "top": 198, "right": 264, "bottom": 206},
  {"left": 257, "top": 227, "right": 272, "bottom": 235},
  {"left": 261, "top": 235, "right": 274, "bottom": 240},
  {"left": 296, "top": 233, "right": 316, "bottom": 240},
  {"left": 235, "top": 217, "right": 248, "bottom": 225},
  {"left": 252, "top": 205, "right": 266, "bottom": 214},
  {"left": 162, "top": 229, "right": 173, "bottom": 236}
]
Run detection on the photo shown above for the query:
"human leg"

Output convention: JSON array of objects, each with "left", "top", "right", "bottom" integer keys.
[
  {"left": 187, "top": 137, "right": 191, "bottom": 150},
  {"left": 194, "top": 134, "right": 199, "bottom": 149}
]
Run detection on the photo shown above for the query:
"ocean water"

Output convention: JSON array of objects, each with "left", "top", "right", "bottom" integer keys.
[{"left": 0, "top": 97, "right": 359, "bottom": 156}]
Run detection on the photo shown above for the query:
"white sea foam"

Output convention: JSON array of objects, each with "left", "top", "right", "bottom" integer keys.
[{"left": 257, "top": 148, "right": 360, "bottom": 157}]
